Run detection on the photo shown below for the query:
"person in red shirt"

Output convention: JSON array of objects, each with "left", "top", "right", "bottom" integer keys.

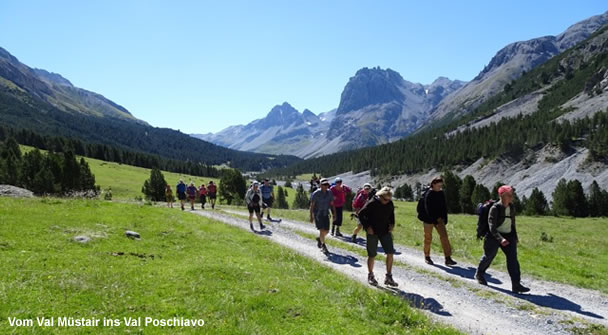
[
  {"left": 207, "top": 181, "right": 217, "bottom": 209},
  {"left": 199, "top": 183, "right": 207, "bottom": 209},
  {"left": 329, "top": 177, "right": 352, "bottom": 237}
]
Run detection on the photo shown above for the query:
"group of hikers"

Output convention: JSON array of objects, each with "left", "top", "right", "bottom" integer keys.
[
  {"left": 308, "top": 176, "right": 530, "bottom": 294},
  {"left": 163, "top": 174, "right": 530, "bottom": 294},
  {"left": 164, "top": 180, "right": 217, "bottom": 211}
]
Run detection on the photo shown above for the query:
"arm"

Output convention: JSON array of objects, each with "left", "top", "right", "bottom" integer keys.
[
  {"left": 512, "top": 205, "right": 518, "bottom": 242},
  {"left": 389, "top": 203, "right": 395, "bottom": 232},
  {"left": 488, "top": 206, "right": 504, "bottom": 243},
  {"left": 245, "top": 189, "right": 252, "bottom": 206},
  {"left": 309, "top": 194, "right": 315, "bottom": 223}
]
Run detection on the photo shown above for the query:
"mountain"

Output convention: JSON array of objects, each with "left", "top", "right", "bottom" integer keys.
[
  {"left": 270, "top": 23, "right": 608, "bottom": 201},
  {"left": 193, "top": 102, "right": 335, "bottom": 158},
  {"left": 0, "top": 47, "right": 142, "bottom": 124},
  {"left": 198, "top": 68, "right": 465, "bottom": 158},
  {"left": 0, "top": 47, "right": 300, "bottom": 171},
  {"left": 428, "top": 10, "right": 608, "bottom": 124}
]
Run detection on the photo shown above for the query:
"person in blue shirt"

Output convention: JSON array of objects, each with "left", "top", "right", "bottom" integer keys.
[
  {"left": 260, "top": 178, "right": 275, "bottom": 221},
  {"left": 176, "top": 180, "right": 187, "bottom": 211}
]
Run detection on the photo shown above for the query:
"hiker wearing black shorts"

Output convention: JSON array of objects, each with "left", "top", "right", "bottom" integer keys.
[
  {"left": 359, "top": 187, "right": 398, "bottom": 287},
  {"left": 475, "top": 185, "right": 530, "bottom": 294},
  {"left": 246, "top": 181, "right": 265, "bottom": 231},
  {"left": 309, "top": 178, "right": 336, "bottom": 254}
]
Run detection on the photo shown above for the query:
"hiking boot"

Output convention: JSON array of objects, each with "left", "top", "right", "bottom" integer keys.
[
  {"left": 331, "top": 226, "right": 336, "bottom": 236},
  {"left": 212, "top": 204, "right": 215, "bottom": 209},
  {"left": 191, "top": 206, "right": 195, "bottom": 211},
  {"left": 425, "top": 256, "right": 434, "bottom": 265},
  {"left": 475, "top": 272, "right": 487, "bottom": 286},
  {"left": 512, "top": 284, "right": 530, "bottom": 294},
  {"left": 315, "top": 237, "right": 322, "bottom": 248},
  {"left": 250, "top": 223, "right": 254, "bottom": 231},
  {"left": 351, "top": 234, "right": 357, "bottom": 243},
  {"left": 321, "top": 244, "right": 329, "bottom": 254},
  {"left": 384, "top": 273, "right": 398, "bottom": 287},
  {"left": 368, "top": 272, "right": 378, "bottom": 286},
  {"left": 181, "top": 205, "right": 184, "bottom": 211},
  {"left": 259, "top": 223, "right": 266, "bottom": 230},
  {"left": 267, "top": 215, "right": 272, "bottom": 221},
  {"left": 335, "top": 229, "right": 343, "bottom": 237},
  {"left": 445, "top": 257, "right": 457, "bottom": 266}
]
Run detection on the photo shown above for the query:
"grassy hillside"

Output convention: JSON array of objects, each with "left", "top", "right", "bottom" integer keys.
[
  {"left": 0, "top": 197, "right": 458, "bottom": 334},
  {"left": 242, "top": 202, "right": 608, "bottom": 294}
]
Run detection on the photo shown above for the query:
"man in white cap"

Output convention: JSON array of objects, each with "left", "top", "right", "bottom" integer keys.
[
  {"left": 310, "top": 178, "right": 336, "bottom": 254},
  {"left": 359, "top": 186, "right": 398, "bottom": 287},
  {"left": 245, "top": 181, "right": 266, "bottom": 231}
]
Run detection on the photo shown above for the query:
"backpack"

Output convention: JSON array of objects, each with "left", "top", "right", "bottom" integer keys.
[
  {"left": 352, "top": 189, "right": 368, "bottom": 210},
  {"left": 476, "top": 200, "right": 497, "bottom": 240},
  {"left": 416, "top": 188, "right": 431, "bottom": 222}
]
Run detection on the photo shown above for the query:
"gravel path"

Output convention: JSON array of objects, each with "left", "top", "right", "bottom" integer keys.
[{"left": 188, "top": 208, "right": 607, "bottom": 335}]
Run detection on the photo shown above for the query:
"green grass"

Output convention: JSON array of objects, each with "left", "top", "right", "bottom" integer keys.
[
  {"left": 249, "top": 202, "right": 608, "bottom": 294},
  {"left": 0, "top": 197, "right": 459, "bottom": 334}
]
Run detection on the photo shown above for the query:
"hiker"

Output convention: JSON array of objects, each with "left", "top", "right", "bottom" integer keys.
[
  {"left": 260, "top": 178, "right": 274, "bottom": 221},
  {"left": 199, "top": 183, "right": 207, "bottom": 209},
  {"left": 417, "top": 177, "right": 457, "bottom": 266},
  {"left": 330, "top": 177, "right": 352, "bottom": 237},
  {"left": 351, "top": 183, "right": 372, "bottom": 242},
  {"left": 310, "top": 176, "right": 320, "bottom": 194},
  {"left": 165, "top": 184, "right": 174, "bottom": 208},
  {"left": 246, "top": 181, "right": 265, "bottom": 231},
  {"left": 176, "top": 180, "right": 187, "bottom": 211},
  {"left": 187, "top": 182, "right": 197, "bottom": 210},
  {"left": 359, "top": 186, "right": 398, "bottom": 287},
  {"left": 475, "top": 185, "right": 530, "bottom": 294},
  {"left": 309, "top": 178, "right": 336, "bottom": 254},
  {"left": 208, "top": 181, "right": 217, "bottom": 209}
]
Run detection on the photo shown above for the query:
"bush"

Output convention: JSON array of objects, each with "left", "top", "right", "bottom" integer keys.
[
  {"left": 219, "top": 168, "right": 247, "bottom": 205},
  {"left": 142, "top": 168, "right": 167, "bottom": 201},
  {"left": 276, "top": 186, "right": 289, "bottom": 209}
]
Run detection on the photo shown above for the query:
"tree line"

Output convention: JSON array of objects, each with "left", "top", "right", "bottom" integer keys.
[
  {"left": 0, "top": 138, "right": 97, "bottom": 196},
  {"left": 0, "top": 125, "right": 221, "bottom": 178}
]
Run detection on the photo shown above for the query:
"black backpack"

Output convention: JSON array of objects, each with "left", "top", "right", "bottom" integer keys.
[
  {"left": 476, "top": 200, "right": 497, "bottom": 240},
  {"left": 416, "top": 187, "right": 431, "bottom": 222}
]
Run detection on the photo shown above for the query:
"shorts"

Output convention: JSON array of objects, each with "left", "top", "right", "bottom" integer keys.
[
  {"left": 177, "top": 192, "right": 186, "bottom": 200},
  {"left": 315, "top": 214, "right": 330, "bottom": 231},
  {"left": 208, "top": 192, "right": 217, "bottom": 200},
  {"left": 248, "top": 205, "right": 261, "bottom": 214},
  {"left": 366, "top": 233, "right": 395, "bottom": 257},
  {"left": 262, "top": 197, "right": 273, "bottom": 208}
]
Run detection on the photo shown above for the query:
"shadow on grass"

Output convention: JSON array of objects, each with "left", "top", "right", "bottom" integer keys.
[
  {"left": 433, "top": 264, "right": 502, "bottom": 285},
  {"left": 490, "top": 286, "right": 604, "bottom": 319},
  {"left": 325, "top": 252, "right": 362, "bottom": 268},
  {"left": 379, "top": 286, "right": 452, "bottom": 317}
]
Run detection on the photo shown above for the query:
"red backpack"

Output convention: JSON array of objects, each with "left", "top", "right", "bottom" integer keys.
[{"left": 352, "top": 189, "right": 368, "bottom": 210}]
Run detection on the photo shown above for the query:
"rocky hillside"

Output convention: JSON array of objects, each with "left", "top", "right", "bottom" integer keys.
[{"left": 428, "top": 10, "right": 608, "bottom": 124}]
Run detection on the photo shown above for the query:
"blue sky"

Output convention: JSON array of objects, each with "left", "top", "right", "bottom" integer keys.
[{"left": 0, "top": 1, "right": 606, "bottom": 134}]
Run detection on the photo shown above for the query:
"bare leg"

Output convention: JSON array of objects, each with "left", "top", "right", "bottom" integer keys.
[
  {"left": 368, "top": 256, "right": 375, "bottom": 273},
  {"left": 319, "top": 229, "right": 329, "bottom": 244},
  {"left": 386, "top": 254, "right": 394, "bottom": 274}
]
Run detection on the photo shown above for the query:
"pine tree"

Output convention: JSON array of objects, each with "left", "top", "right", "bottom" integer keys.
[
  {"left": 587, "top": 180, "right": 608, "bottom": 217},
  {"left": 293, "top": 184, "right": 310, "bottom": 209},
  {"left": 78, "top": 158, "right": 96, "bottom": 192},
  {"left": 459, "top": 175, "right": 477, "bottom": 214},
  {"left": 218, "top": 168, "right": 247, "bottom": 205},
  {"left": 61, "top": 151, "right": 81, "bottom": 192},
  {"left": 552, "top": 179, "right": 570, "bottom": 216},
  {"left": 567, "top": 179, "right": 588, "bottom": 217},
  {"left": 276, "top": 186, "right": 289, "bottom": 209},
  {"left": 524, "top": 188, "right": 548, "bottom": 216},
  {"left": 471, "top": 184, "right": 491, "bottom": 206},
  {"left": 142, "top": 168, "right": 167, "bottom": 201},
  {"left": 442, "top": 171, "right": 462, "bottom": 213}
]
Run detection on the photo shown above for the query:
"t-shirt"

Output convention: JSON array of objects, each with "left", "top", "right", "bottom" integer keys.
[
  {"left": 208, "top": 184, "right": 217, "bottom": 193},
  {"left": 176, "top": 183, "right": 186, "bottom": 194},
  {"left": 252, "top": 193, "right": 260, "bottom": 205},
  {"left": 310, "top": 189, "right": 334, "bottom": 216},
  {"left": 330, "top": 185, "right": 351, "bottom": 208},
  {"left": 260, "top": 184, "right": 273, "bottom": 199},
  {"left": 497, "top": 206, "right": 513, "bottom": 234}
]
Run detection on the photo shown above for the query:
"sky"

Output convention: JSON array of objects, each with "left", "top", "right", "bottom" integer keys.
[{"left": 0, "top": 1, "right": 606, "bottom": 134}]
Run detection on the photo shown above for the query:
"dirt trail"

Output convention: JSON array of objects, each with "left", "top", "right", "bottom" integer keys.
[{"left": 189, "top": 208, "right": 607, "bottom": 335}]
